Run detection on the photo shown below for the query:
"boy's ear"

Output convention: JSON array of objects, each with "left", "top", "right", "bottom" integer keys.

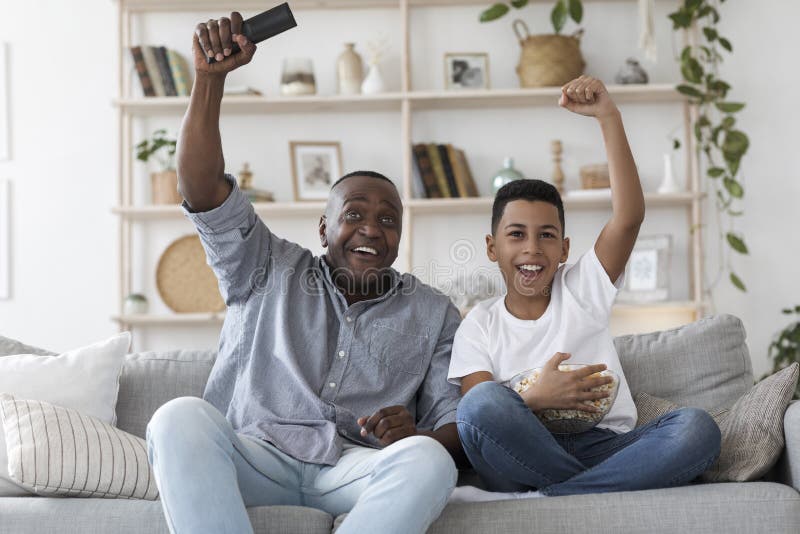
[
  {"left": 560, "top": 236, "right": 570, "bottom": 263},
  {"left": 319, "top": 215, "right": 328, "bottom": 248},
  {"left": 485, "top": 234, "right": 498, "bottom": 262}
]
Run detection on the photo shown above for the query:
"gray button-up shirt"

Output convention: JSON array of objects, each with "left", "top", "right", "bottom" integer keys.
[{"left": 183, "top": 176, "right": 462, "bottom": 466}]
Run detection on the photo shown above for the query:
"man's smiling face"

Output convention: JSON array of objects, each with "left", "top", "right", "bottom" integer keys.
[{"left": 319, "top": 175, "right": 402, "bottom": 296}]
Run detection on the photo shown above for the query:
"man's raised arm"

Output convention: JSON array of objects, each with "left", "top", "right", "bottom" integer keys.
[{"left": 178, "top": 12, "right": 257, "bottom": 212}]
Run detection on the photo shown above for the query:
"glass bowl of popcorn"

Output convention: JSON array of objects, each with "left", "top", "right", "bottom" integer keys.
[{"left": 507, "top": 364, "right": 619, "bottom": 433}]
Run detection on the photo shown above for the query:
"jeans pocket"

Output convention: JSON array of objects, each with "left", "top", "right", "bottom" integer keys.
[{"left": 369, "top": 320, "right": 430, "bottom": 375}]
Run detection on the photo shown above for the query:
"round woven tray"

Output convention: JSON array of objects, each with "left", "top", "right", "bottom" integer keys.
[{"left": 156, "top": 235, "right": 225, "bottom": 313}]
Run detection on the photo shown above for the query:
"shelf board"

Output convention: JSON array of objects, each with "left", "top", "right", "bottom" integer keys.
[
  {"left": 112, "top": 312, "right": 226, "bottom": 325},
  {"left": 112, "top": 201, "right": 327, "bottom": 219},
  {"left": 114, "top": 85, "right": 683, "bottom": 116},
  {"left": 407, "top": 191, "right": 703, "bottom": 214},
  {"left": 118, "top": 0, "right": 628, "bottom": 12}
]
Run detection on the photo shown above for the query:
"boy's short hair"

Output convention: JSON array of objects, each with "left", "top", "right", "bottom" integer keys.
[
  {"left": 491, "top": 179, "right": 565, "bottom": 236},
  {"left": 331, "top": 170, "right": 397, "bottom": 190}
]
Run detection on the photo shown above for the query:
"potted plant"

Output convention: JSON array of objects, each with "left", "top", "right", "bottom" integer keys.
[
  {"left": 135, "top": 129, "right": 181, "bottom": 205},
  {"left": 480, "top": 0, "right": 585, "bottom": 87},
  {"left": 762, "top": 306, "right": 800, "bottom": 399}
]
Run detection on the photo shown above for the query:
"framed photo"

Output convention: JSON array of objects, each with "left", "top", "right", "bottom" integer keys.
[
  {"left": 617, "top": 235, "right": 672, "bottom": 303},
  {"left": 444, "top": 53, "right": 490, "bottom": 90},
  {"left": 0, "top": 179, "right": 10, "bottom": 299},
  {"left": 290, "top": 141, "right": 343, "bottom": 201}
]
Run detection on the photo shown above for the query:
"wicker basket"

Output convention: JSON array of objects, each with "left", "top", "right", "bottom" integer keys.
[
  {"left": 579, "top": 163, "right": 611, "bottom": 189},
  {"left": 156, "top": 235, "right": 225, "bottom": 313},
  {"left": 151, "top": 170, "right": 183, "bottom": 205},
  {"left": 514, "top": 20, "right": 585, "bottom": 88}
]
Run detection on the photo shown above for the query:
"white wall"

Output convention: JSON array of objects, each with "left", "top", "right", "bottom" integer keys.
[{"left": 0, "top": 1, "right": 797, "bottom": 379}]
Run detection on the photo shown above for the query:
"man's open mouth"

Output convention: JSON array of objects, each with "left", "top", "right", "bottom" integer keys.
[{"left": 350, "top": 246, "right": 380, "bottom": 258}]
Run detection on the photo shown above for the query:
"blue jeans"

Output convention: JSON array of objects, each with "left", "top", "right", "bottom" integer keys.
[
  {"left": 456, "top": 381, "right": 721, "bottom": 496},
  {"left": 146, "top": 397, "right": 456, "bottom": 534}
]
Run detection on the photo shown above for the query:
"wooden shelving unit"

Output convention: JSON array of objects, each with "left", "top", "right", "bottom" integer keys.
[{"left": 113, "top": 0, "right": 705, "bottom": 336}]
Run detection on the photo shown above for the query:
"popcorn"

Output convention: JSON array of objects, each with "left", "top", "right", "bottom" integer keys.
[{"left": 509, "top": 364, "right": 619, "bottom": 433}]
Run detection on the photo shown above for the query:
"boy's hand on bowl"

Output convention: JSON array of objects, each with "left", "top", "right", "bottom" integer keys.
[
  {"left": 558, "top": 76, "right": 619, "bottom": 121},
  {"left": 521, "top": 352, "right": 613, "bottom": 413}
]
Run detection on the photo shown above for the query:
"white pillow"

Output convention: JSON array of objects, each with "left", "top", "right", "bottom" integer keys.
[{"left": 0, "top": 332, "right": 130, "bottom": 496}]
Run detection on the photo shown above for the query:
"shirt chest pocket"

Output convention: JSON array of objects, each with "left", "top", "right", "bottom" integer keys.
[{"left": 368, "top": 321, "right": 430, "bottom": 376}]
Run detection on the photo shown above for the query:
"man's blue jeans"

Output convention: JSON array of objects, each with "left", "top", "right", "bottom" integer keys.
[
  {"left": 456, "top": 381, "right": 721, "bottom": 496},
  {"left": 146, "top": 397, "right": 456, "bottom": 534}
]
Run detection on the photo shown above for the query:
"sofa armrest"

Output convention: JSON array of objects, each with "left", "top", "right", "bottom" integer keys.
[{"left": 774, "top": 400, "right": 800, "bottom": 490}]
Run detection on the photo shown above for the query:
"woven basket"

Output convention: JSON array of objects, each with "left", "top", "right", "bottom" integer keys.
[
  {"left": 514, "top": 20, "right": 585, "bottom": 88},
  {"left": 156, "top": 235, "right": 225, "bottom": 313},
  {"left": 151, "top": 171, "right": 183, "bottom": 205},
  {"left": 579, "top": 163, "right": 611, "bottom": 189}
]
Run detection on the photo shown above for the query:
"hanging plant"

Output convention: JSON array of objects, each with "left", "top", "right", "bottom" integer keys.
[
  {"left": 480, "top": 0, "right": 583, "bottom": 33},
  {"left": 761, "top": 306, "right": 800, "bottom": 399},
  {"left": 668, "top": 0, "right": 749, "bottom": 292}
]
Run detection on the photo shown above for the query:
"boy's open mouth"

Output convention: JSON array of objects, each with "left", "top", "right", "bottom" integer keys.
[{"left": 516, "top": 263, "right": 544, "bottom": 282}]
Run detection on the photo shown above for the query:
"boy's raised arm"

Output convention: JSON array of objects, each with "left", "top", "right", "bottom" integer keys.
[
  {"left": 178, "top": 12, "right": 257, "bottom": 212},
  {"left": 559, "top": 76, "right": 645, "bottom": 283}
]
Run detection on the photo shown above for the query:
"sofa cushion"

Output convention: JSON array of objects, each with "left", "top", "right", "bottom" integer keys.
[
  {"left": 1, "top": 393, "right": 158, "bottom": 500},
  {"left": 0, "top": 499, "right": 333, "bottom": 534},
  {"left": 634, "top": 363, "right": 799, "bottom": 482},
  {"left": 614, "top": 314, "right": 754, "bottom": 412},
  {"left": 116, "top": 350, "right": 215, "bottom": 439},
  {"left": 333, "top": 482, "right": 800, "bottom": 534},
  {"left": 0, "top": 335, "right": 54, "bottom": 357}
]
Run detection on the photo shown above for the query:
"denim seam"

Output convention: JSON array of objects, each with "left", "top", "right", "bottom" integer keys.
[
  {"left": 573, "top": 426, "right": 643, "bottom": 460},
  {"left": 457, "top": 420, "right": 555, "bottom": 486},
  {"left": 665, "top": 451, "right": 720, "bottom": 487}
]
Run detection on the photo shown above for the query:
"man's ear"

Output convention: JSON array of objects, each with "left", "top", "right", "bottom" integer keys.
[
  {"left": 560, "top": 236, "right": 570, "bottom": 263},
  {"left": 485, "top": 234, "right": 498, "bottom": 263},
  {"left": 319, "top": 215, "right": 328, "bottom": 248}
]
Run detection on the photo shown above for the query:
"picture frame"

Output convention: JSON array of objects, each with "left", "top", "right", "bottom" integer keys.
[
  {"left": 444, "top": 53, "right": 490, "bottom": 90},
  {"left": 0, "top": 179, "right": 10, "bottom": 299},
  {"left": 617, "top": 234, "right": 672, "bottom": 303},
  {"left": 290, "top": 141, "right": 343, "bottom": 201}
]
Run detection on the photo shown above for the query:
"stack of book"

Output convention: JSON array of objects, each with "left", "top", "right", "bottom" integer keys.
[
  {"left": 130, "top": 46, "right": 192, "bottom": 97},
  {"left": 411, "top": 143, "right": 479, "bottom": 198}
]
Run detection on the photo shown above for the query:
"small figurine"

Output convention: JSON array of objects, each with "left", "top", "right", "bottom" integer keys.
[{"left": 615, "top": 58, "right": 649, "bottom": 85}]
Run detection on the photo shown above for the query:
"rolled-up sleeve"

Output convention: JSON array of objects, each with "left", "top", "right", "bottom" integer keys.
[
  {"left": 182, "top": 175, "right": 271, "bottom": 305},
  {"left": 415, "top": 302, "right": 463, "bottom": 431}
]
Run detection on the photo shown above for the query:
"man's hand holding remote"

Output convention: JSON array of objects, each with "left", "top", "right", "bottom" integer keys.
[{"left": 193, "top": 12, "right": 257, "bottom": 77}]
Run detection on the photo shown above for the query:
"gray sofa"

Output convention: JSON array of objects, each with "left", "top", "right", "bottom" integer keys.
[{"left": 2, "top": 314, "right": 799, "bottom": 533}]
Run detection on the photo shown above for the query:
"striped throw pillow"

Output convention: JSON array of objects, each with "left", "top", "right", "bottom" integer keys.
[
  {"left": 0, "top": 393, "right": 158, "bottom": 500},
  {"left": 634, "top": 362, "right": 799, "bottom": 482}
]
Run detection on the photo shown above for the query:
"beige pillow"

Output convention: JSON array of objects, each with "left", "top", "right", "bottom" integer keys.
[
  {"left": 0, "top": 393, "right": 158, "bottom": 500},
  {"left": 634, "top": 362, "right": 799, "bottom": 482}
]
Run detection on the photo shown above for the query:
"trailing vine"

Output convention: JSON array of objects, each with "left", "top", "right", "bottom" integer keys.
[
  {"left": 480, "top": 0, "right": 584, "bottom": 33},
  {"left": 669, "top": 0, "right": 749, "bottom": 292}
]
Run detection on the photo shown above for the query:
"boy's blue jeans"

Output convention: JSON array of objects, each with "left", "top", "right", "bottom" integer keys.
[
  {"left": 146, "top": 397, "right": 456, "bottom": 534},
  {"left": 457, "top": 381, "right": 721, "bottom": 496}
]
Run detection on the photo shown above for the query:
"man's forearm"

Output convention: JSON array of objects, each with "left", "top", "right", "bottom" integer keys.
[
  {"left": 599, "top": 111, "right": 645, "bottom": 228},
  {"left": 419, "top": 423, "right": 469, "bottom": 469},
  {"left": 177, "top": 73, "right": 230, "bottom": 211}
]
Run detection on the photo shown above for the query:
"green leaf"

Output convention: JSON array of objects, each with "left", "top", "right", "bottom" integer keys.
[
  {"left": 551, "top": 0, "right": 568, "bottom": 33},
  {"left": 721, "top": 116, "right": 736, "bottom": 129},
  {"left": 510, "top": 0, "right": 528, "bottom": 7},
  {"left": 686, "top": 0, "right": 702, "bottom": 9},
  {"left": 727, "top": 156, "right": 741, "bottom": 176},
  {"left": 677, "top": 84, "right": 704, "bottom": 98},
  {"left": 783, "top": 308, "right": 794, "bottom": 314},
  {"left": 723, "top": 130, "right": 750, "bottom": 155},
  {"left": 673, "top": 138, "right": 682, "bottom": 150},
  {"left": 568, "top": 0, "right": 583, "bottom": 23},
  {"left": 681, "top": 58, "right": 704, "bottom": 84},
  {"left": 669, "top": 11, "right": 692, "bottom": 29},
  {"left": 730, "top": 272, "right": 747, "bottom": 292},
  {"left": 719, "top": 37, "right": 732, "bottom": 52},
  {"left": 726, "top": 232, "right": 749, "bottom": 254},
  {"left": 680, "top": 46, "right": 692, "bottom": 62},
  {"left": 707, "top": 167, "right": 725, "bottom": 177},
  {"left": 480, "top": 3, "right": 510, "bottom": 22},
  {"left": 716, "top": 102, "right": 745, "bottom": 113},
  {"left": 702, "top": 26, "right": 718, "bottom": 41},
  {"left": 723, "top": 177, "right": 744, "bottom": 198},
  {"left": 697, "top": 114, "right": 711, "bottom": 127},
  {"left": 795, "top": 305, "right": 800, "bottom": 313}
]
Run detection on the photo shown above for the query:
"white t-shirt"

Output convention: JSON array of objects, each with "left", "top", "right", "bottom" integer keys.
[{"left": 448, "top": 247, "right": 637, "bottom": 433}]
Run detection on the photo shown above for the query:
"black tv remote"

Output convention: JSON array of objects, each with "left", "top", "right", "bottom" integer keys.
[{"left": 207, "top": 3, "right": 297, "bottom": 64}]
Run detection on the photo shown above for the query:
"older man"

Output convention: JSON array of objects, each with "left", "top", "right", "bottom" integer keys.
[{"left": 145, "top": 12, "right": 465, "bottom": 534}]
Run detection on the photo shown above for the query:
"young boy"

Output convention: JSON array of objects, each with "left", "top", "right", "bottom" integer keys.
[{"left": 448, "top": 76, "right": 721, "bottom": 497}]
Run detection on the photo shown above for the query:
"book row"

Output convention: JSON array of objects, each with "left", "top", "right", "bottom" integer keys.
[{"left": 130, "top": 46, "right": 192, "bottom": 97}]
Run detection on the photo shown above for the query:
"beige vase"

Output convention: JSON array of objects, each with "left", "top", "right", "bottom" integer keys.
[
  {"left": 513, "top": 20, "right": 585, "bottom": 88},
  {"left": 337, "top": 43, "right": 363, "bottom": 95},
  {"left": 150, "top": 170, "right": 182, "bottom": 204}
]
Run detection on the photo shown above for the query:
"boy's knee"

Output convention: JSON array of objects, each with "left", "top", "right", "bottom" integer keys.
[
  {"left": 673, "top": 407, "right": 721, "bottom": 454},
  {"left": 457, "top": 381, "right": 513, "bottom": 424}
]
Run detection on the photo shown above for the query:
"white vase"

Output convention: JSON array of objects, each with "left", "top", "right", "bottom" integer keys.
[
  {"left": 361, "top": 62, "right": 385, "bottom": 94},
  {"left": 658, "top": 153, "right": 681, "bottom": 194}
]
